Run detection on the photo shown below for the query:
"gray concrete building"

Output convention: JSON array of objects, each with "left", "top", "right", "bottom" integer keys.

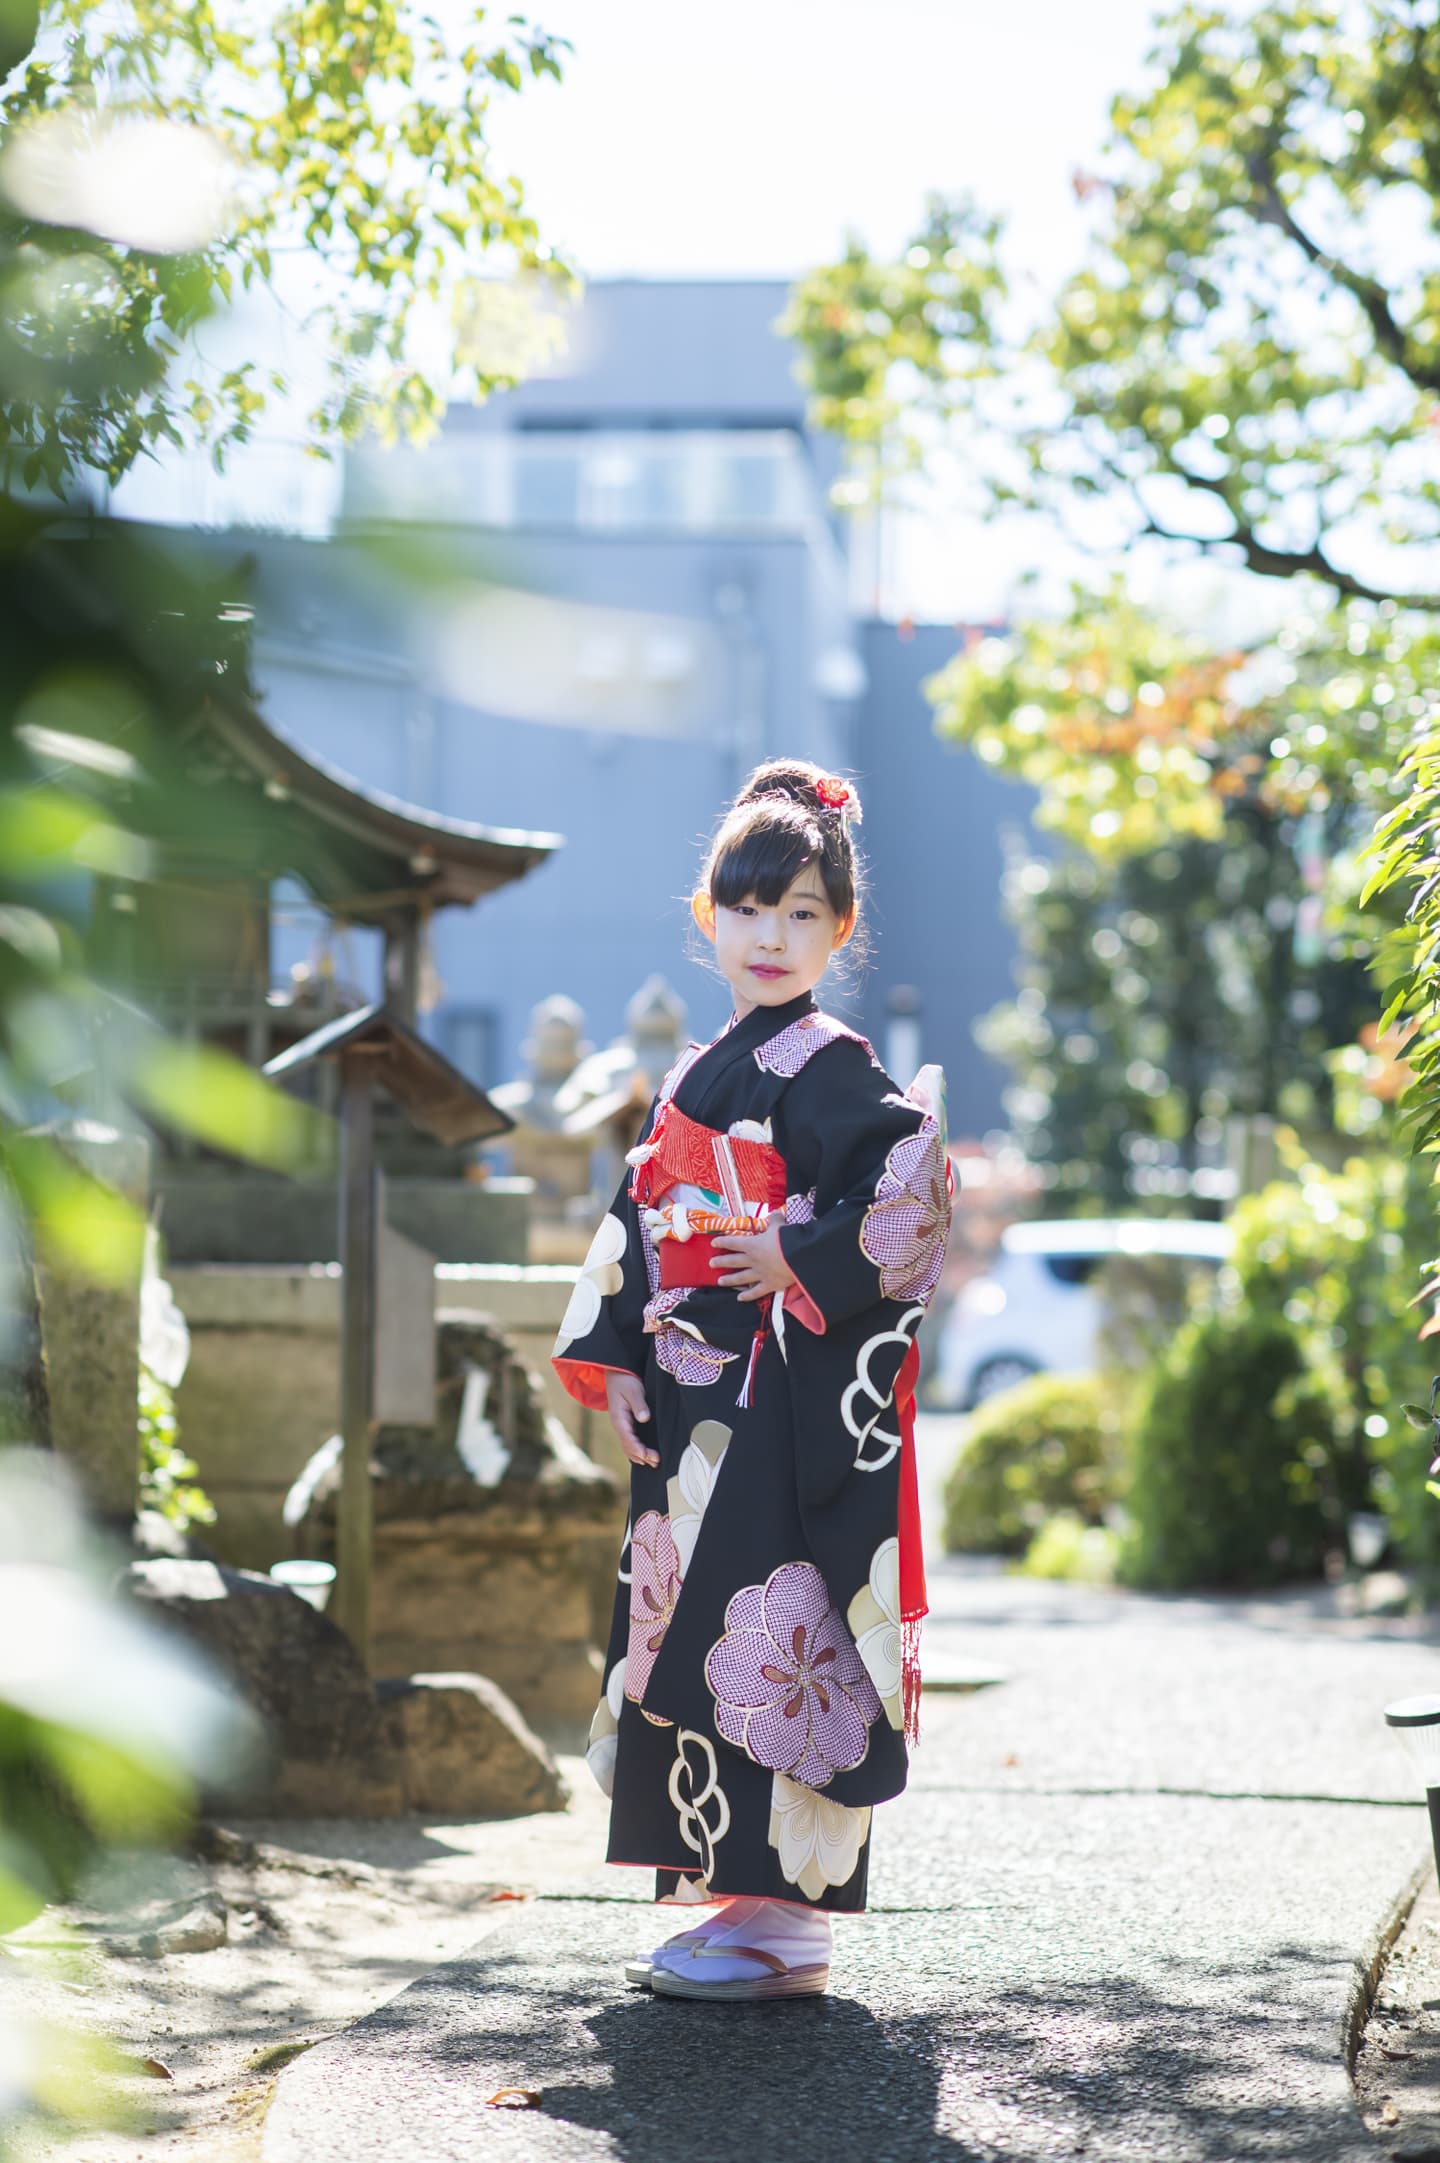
[{"left": 151, "top": 281, "right": 1028, "bottom": 1136}]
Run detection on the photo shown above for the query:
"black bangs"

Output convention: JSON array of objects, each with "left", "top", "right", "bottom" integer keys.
[{"left": 708, "top": 802, "right": 853, "bottom": 915}]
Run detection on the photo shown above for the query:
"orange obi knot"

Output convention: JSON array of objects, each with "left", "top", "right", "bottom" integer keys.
[{"left": 628, "top": 1101, "right": 786, "bottom": 1218}]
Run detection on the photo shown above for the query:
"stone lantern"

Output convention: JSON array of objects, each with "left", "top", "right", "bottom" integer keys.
[{"left": 488, "top": 996, "right": 597, "bottom": 1262}]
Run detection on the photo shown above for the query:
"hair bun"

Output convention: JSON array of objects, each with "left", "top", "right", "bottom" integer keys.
[{"left": 736, "top": 758, "right": 863, "bottom": 825}]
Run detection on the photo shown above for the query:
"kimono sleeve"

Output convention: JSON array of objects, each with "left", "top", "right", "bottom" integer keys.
[
  {"left": 551, "top": 1112, "right": 656, "bottom": 1412},
  {"left": 776, "top": 1039, "right": 951, "bottom": 1332}
]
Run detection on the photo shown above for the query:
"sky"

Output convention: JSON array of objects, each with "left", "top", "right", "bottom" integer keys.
[
  {"left": 483, "top": 0, "right": 1164, "bottom": 287},
  {"left": 477, "top": 0, "right": 1177, "bottom": 620},
  {"left": 115, "top": 0, "right": 1176, "bottom": 620}
]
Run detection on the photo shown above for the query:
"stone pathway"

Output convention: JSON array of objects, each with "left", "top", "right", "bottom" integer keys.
[{"left": 261, "top": 1419, "right": 1440, "bottom": 2163}]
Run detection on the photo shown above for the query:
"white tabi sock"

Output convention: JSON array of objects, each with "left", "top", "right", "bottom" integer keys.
[
  {"left": 644, "top": 1895, "right": 761, "bottom": 1965},
  {"left": 659, "top": 1897, "right": 832, "bottom": 1986}
]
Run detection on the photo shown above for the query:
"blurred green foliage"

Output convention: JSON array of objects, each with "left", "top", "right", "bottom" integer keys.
[
  {"left": 137, "top": 1367, "right": 212, "bottom": 1531},
  {"left": 1225, "top": 1146, "right": 1440, "bottom": 1562},
  {"left": 789, "top": 2, "right": 1440, "bottom": 609},
  {"left": 927, "top": 589, "right": 1438, "bottom": 875},
  {"left": 1017, "top": 1512, "right": 1120, "bottom": 1586},
  {"left": 0, "top": 1453, "right": 248, "bottom": 2150},
  {"left": 940, "top": 1370, "right": 1118, "bottom": 1556},
  {"left": 0, "top": 514, "right": 334, "bottom": 1295},
  {"left": 983, "top": 828, "right": 1377, "bottom": 1205},
  {"left": 1120, "top": 1306, "right": 1352, "bottom": 1588},
  {"left": 788, "top": 1, "right": 1440, "bottom": 1215},
  {"left": 0, "top": 5, "right": 567, "bottom": 2145},
  {"left": 0, "top": 0, "right": 573, "bottom": 487}
]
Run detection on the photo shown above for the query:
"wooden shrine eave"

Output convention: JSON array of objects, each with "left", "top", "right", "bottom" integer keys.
[
  {"left": 264, "top": 1003, "right": 513, "bottom": 1145},
  {"left": 188, "top": 693, "right": 561, "bottom": 927}
]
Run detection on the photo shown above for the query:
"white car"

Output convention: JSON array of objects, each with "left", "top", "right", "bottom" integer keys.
[{"left": 933, "top": 1217, "right": 1232, "bottom": 1410}]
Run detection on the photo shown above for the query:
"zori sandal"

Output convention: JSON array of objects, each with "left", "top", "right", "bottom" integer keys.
[
  {"left": 624, "top": 1919, "right": 726, "bottom": 1989},
  {"left": 649, "top": 1943, "right": 830, "bottom": 2001}
]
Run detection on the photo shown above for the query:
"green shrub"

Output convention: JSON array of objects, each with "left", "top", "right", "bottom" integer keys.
[
  {"left": 941, "top": 1371, "right": 1117, "bottom": 1555},
  {"left": 1018, "top": 1512, "right": 1120, "bottom": 1584},
  {"left": 1225, "top": 1149, "right": 1439, "bottom": 1565},
  {"left": 1119, "top": 1309, "right": 1350, "bottom": 1590}
]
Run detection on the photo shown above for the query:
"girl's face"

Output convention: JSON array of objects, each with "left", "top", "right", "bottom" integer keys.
[{"left": 693, "top": 871, "right": 854, "bottom": 1018}]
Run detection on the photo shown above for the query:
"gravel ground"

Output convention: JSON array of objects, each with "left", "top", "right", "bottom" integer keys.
[
  {"left": 13, "top": 1413, "right": 1440, "bottom": 2163},
  {"left": 257, "top": 1410, "right": 1440, "bottom": 2163},
  {"left": 1355, "top": 1872, "right": 1440, "bottom": 2161},
  {"left": 4, "top": 1773, "right": 612, "bottom": 2163}
]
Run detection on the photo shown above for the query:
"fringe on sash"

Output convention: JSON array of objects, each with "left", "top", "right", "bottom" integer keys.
[{"left": 901, "top": 1613, "right": 924, "bottom": 1747}]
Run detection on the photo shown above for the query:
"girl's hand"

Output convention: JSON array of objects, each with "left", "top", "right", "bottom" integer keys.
[
  {"left": 605, "top": 1371, "right": 659, "bottom": 1469},
  {"left": 711, "top": 1221, "right": 797, "bottom": 1303}
]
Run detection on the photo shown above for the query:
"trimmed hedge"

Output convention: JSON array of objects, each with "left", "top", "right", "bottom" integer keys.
[
  {"left": 941, "top": 1371, "right": 1116, "bottom": 1555},
  {"left": 1119, "top": 1308, "right": 1349, "bottom": 1590}
]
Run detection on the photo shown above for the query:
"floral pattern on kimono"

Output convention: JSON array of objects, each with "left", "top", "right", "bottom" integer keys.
[
  {"left": 768, "top": 1773, "right": 872, "bottom": 1902},
  {"left": 553, "top": 989, "right": 951, "bottom": 1914},
  {"left": 860, "top": 1119, "right": 950, "bottom": 1304},
  {"left": 705, "top": 1561, "right": 881, "bottom": 1788}
]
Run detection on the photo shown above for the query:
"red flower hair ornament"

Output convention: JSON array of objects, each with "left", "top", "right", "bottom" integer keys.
[{"left": 815, "top": 774, "right": 861, "bottom": 823}]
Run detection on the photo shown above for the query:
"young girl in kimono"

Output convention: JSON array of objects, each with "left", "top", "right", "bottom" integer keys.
[{"left": 553, "top": 759, "right": 951, "bottom": 2003}]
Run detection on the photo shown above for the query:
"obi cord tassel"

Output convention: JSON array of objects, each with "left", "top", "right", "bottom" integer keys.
[{"left": 736, "top": 1315, "right": 769, "bottom": 1410}]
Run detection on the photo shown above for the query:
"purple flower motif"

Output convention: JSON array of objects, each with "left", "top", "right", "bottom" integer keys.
[
  {"left": 704, "top": 1562, "right": 881, "bottom": 1789},
  {"left": 626, "top": 1510, "right": 683, "bottom": 1703},
  {"left": 643, "top": 1285, "right": 686, "bottom": 1332},
  {"left": 860, "top": 1118, "right": 951, "bottom": 1303},
  {"left": 651, "top": 1317, "right": 737, "bottom": 1387}
]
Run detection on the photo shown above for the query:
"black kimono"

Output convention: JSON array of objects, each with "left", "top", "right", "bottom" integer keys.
[{"left": 553, "top": 991, "right": 951, "bottom": 1913}]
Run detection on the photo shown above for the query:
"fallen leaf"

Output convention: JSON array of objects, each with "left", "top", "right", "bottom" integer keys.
[
  {"left": 1381, "top": 2101, "right": 1400, "bottom": 2126},
  {"left": 487, "top": 1890, "right": 528, "bottom": 1903},
  {"left": 132, "top": 2058, "right": 173, "bottom": 2081},
  {"left": 487, "top": 2089, "right": 542, "bottom": 2110},
  {"left": 1002, "top": 1755, "right": 1020, "bottom": 1768}
]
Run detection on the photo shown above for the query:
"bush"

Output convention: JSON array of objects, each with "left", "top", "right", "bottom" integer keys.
[
  {"left": 1225, "top": 1149, "right": 1439, "bottom": 1566},
  {"left": 1018, "top": 1512, "right": 1120, "bottom": 1584},
  {"left": 941, "top": 1371, "right": 1117, "bottom": 1555},
  {"left": 1119, "top": 1309, "right": 1351, "bottom": 1590}
]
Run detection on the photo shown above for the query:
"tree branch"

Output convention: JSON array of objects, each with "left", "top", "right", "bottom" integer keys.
[
  {"left": 1242, "top": 145, "right": 1440, "bottom": 395},
  {"left": 1077, "top": 425, "right": 1437, "bottom": 609},
  {"left": 1162, "top": 461, "right": 1438, "bottom": 606}
]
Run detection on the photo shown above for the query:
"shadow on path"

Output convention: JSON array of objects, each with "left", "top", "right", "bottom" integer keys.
[{"left": 267, "top": 1913, "right": 1375, "bottom": 2163}]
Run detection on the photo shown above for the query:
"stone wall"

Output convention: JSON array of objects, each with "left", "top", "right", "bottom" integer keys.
[{"left": 169, "top": 1262, "right": 626, "bottom": 1570}]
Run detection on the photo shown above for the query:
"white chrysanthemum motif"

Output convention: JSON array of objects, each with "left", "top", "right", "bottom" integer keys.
[
  {"left": 767, "top": 1773, "right": 871, "bottom": 1902},
  {"left": 586, "top": 1654, "right": 627, "bottom": 1797},
  {"left": 667, "top": 1420, "right": 732, "bottom": 1574},
  {"left": 662, "top": 1874, "right": 714, "bottom": 1906},
  {"left": 850, "top": 1537, "right": 902, "bottom": 1709},
  {"left": 555, "top": 1212, "right": 627, "bottom": 1353}
]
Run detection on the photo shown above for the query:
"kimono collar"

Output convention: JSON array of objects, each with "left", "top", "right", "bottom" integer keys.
[
  {"left": 721, "top": 989, "right": 818, "bottom": 1061},
  {"left": 676, "top": 990, "right": 818, "bottom": 1111}
]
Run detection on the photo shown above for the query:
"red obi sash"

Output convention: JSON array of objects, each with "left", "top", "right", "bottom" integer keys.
[
  {"left": 632, "top": 1103, "right": 787, "bottom": 1291},
  {"left": 657, "top": 1235, "right": 737, "bottom": 1291}
]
